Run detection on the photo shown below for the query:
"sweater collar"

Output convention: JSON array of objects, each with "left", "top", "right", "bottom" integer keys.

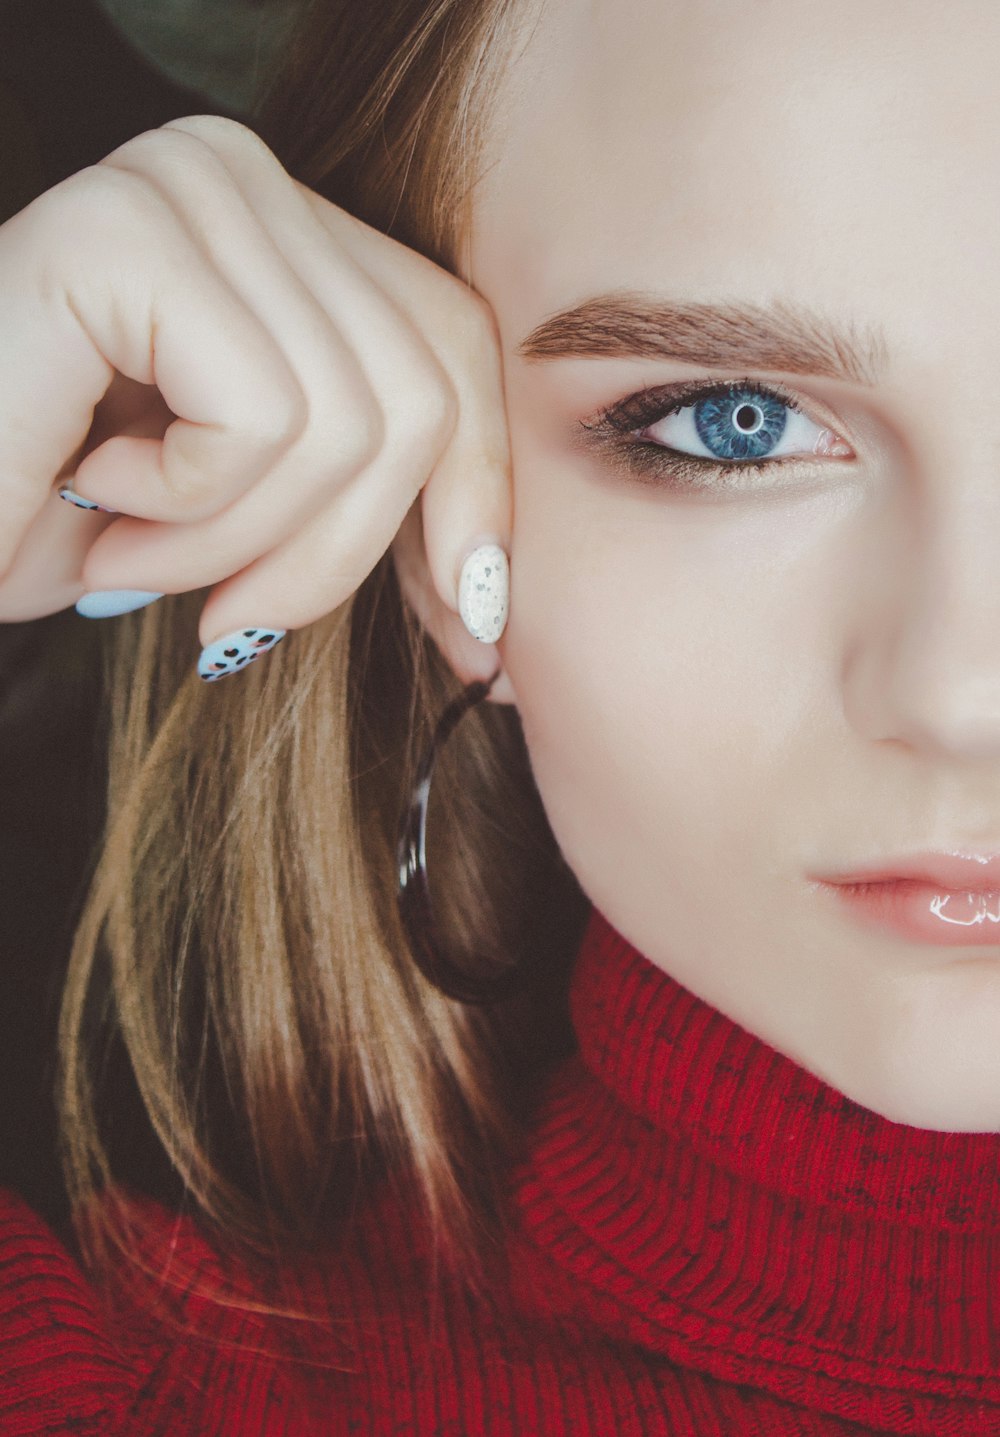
[
  {"left": 570, "top": 905, "right": 1000, "bottom": 1229},
  {"left": 515, "top": 903, "right": 1000, "bottom": 1431}
]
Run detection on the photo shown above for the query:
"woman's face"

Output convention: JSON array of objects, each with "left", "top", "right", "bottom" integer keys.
[{"left": 462, "top": 0, "right": 1000, "bottom": 1130}]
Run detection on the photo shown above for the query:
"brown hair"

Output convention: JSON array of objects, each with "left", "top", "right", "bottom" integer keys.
[{"left": 57, "top": 0, "right": 589, "bottom": 1331}]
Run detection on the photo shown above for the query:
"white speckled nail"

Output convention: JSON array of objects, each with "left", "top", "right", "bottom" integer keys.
[
  {"left": 458, "top": 542, "right": 509, "bottom": 643},
  {"left": 58, "top": 485, "right": 117, "bottom": 514},
  {"left": 76, "top": 590, "right": 164, "bottom": 618},
  {"left": 197, "top": 626, "right": 287, "bottom": 682}
]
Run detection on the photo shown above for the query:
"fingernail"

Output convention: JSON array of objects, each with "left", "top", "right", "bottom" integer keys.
[
  {"left": 458, "top": 542, "right": 509, "bottom": 643},
  {"left": 58, "top": 485, "right": 117, "bottom": 514},
  {"left": 197, "top": 626, "right": 287, "bottom": 682},
  {"left": 75, "top": 589, "right": 163, "bottom": 618}
]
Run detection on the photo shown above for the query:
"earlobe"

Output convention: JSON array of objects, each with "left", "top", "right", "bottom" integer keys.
[{"left": 390, "top": 501, "right": 518, "bottom": 706}]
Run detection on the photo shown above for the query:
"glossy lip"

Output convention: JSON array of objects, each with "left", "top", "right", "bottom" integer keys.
[{"left": 822, "top": 850, "right": 1000, "bottom": 893}]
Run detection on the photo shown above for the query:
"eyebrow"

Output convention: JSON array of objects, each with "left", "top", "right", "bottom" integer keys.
[{"left": 515, "top": 292, "right": 888, "bottom": 386}]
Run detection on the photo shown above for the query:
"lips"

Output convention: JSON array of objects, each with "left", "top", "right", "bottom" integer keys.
[{"left": 825, "top": 851, "right": 1000, "bottom": 894}]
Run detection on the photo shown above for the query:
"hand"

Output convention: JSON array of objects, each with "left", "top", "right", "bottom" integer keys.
[{"left": 0, "top": 114, "right": 511, "bottom": 678}]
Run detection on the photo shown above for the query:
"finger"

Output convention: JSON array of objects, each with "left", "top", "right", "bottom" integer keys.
[
  {"left": 0, "top": 195, "right": 116, "bottom": 576},
  {"left": 143, "top": 119, "right": 502, "bottom": 622},
  {"left": 298, "top": 190, "right": 514, "bottom": 622},
  {"left": 192, "top": 443, "right": 432, "bottom": 648},
  {"left": 6, "top": 165, "right": 308, "bottom": 534},
  {"left": 80, "top": 343, "right": 443, "bottom": 594},
  {"left": 418, "top": 296, "right": 514, "bottom": 625},
  {"left": 80, "top": 120, "right": 458, "bottom": 595},
  {"left": 158, "top": 117, "right": 455, "bottom": 440},
  {"left": 0, "top": 488, "right": 115, "bottom": 622},
  {"left": 76, "top": 121, "right": 381, "bottom": 526}
]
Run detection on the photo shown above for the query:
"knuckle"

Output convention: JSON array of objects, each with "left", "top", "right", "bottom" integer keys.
[
  {"left": 230, "top": 367, "right": 310, "bottom": 459},
  {"left": 300, "top": 391, "right": 383, "bottom": 476},
  {"left": 160, "top": 456, "right": 218, "bottom": 507},
  {"left": 99, "top": 124, "right": 232, "bottom": 190},
  {"left": 27, "top": 167, "right": 176, "bottom": 300},
  {"left": 336, "top": 396, "right": 384, "bottom": 471},
  {"left": 162, "top": 114, "right": 278, "bottom": 167},
  {"left": 58, "top": 161, "right": 171, "bottom": 233},
  {"left": 406, "top": 372, "right": 457, "bottom": 452},
  {"left": 260, "top": 372, "right": 310, "bottom": 451}
]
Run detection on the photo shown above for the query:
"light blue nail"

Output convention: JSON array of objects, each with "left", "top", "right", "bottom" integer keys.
[
  {"left": 58, "top": 485, "right": 118, "bottom": 514},
  {"left": 197, "top": 626, "right": 287, "bottom": 682},
  {"left": 75, "top": 590, "right": 164, "bottom": 619}
]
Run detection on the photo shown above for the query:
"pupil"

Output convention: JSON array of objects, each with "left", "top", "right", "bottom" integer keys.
[{"left": 734, "top": 403, "right": 762, "bottom": 433}]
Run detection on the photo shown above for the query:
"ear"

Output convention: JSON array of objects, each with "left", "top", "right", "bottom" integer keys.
[{"left": 390, "top": 498, "right": 518, "bottom": 707}]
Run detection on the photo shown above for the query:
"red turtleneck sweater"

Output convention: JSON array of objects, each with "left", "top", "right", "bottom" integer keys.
[{"left": 3, "top": 905, "right": 1000, "bottom": 1434}]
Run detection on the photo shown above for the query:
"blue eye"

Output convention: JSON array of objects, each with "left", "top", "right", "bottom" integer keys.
[{"left": 581, "top": 375, "right": 852, "bottom": 493}]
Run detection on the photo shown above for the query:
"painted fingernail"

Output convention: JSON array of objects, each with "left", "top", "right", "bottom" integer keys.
[
  {"left": 458, "top": 542, "right": 509, "bottom": 643},
  {"left": 58, "top": 485, "right": 117, "bottom": 514},
  {"left": 75, "top": 590, "right": 164, "bottom": 619},
  {"left": 197, "top": 627, "right": 287, "bottom": 682}
]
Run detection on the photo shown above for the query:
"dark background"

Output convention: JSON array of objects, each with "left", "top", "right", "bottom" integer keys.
[{"left": 0, "top": 0, "right": 301, "bottom": 1231}]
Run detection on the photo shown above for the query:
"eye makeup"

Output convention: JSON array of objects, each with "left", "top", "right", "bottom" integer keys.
[{"left": 577, "top": 373, "right": 853, "bottom": 495}]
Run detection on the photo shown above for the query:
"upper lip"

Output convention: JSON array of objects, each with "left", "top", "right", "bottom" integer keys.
[{"left": 824, "top": 851, "right": 1000, "bottom": 892}]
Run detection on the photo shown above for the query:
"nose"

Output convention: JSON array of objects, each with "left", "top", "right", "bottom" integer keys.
[{"left": 848, "top": 449, "right": 1000, "bottom": 764}]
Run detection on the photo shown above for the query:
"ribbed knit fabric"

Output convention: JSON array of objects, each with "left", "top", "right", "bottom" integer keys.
[{"left": 4, "top": 903, "right": 1000, "bottom": 1434}]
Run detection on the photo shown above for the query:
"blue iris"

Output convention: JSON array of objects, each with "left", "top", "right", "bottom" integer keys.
[{"left": 693, "top": 386, "right": 788, "bottom": 462}]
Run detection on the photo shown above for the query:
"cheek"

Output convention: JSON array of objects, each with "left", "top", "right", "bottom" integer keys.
[
  {"left": 499, "top": 446, "right": 831, "bottom": 920},
  {"left": 501, "top": 454, "right": 728, "bottom": 895}
]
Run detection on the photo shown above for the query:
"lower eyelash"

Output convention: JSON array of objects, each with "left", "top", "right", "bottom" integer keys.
[{"left": 593, "top": 433, "right": 804, "bottom": 493}]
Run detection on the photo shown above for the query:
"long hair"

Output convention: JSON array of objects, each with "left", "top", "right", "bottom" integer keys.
[{"left": 56, "top": 0, "right": 589, "bottom": 1330}]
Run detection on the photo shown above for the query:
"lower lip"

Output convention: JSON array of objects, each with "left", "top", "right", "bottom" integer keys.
[{"left": 830, "top": 880, "right": 1000, "bottom": 946}]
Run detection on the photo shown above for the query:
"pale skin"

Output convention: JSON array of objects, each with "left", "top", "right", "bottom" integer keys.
[
  {"left": 454, "top": 0, "right": 1000, "bottom": 1132},
  {"left": 3, "top": 0, "right": 1000, "bottom": 1132}
]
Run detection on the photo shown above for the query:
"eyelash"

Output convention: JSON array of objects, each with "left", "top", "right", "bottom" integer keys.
[{"left": 579, "top": 374, "right": 835, "bottom": 492}]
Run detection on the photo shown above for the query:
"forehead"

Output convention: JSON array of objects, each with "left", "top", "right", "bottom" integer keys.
[{"left": 468, "top": 0, "right": 1000, "bottom": 346}]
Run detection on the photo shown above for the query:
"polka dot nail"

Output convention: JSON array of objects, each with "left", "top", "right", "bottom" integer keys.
[
  {"left": 58, "top": 485, "right": 117, "bottom": 514},
  {"left": 197, "top": 627, "right": 287, "bottom": 682}
]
